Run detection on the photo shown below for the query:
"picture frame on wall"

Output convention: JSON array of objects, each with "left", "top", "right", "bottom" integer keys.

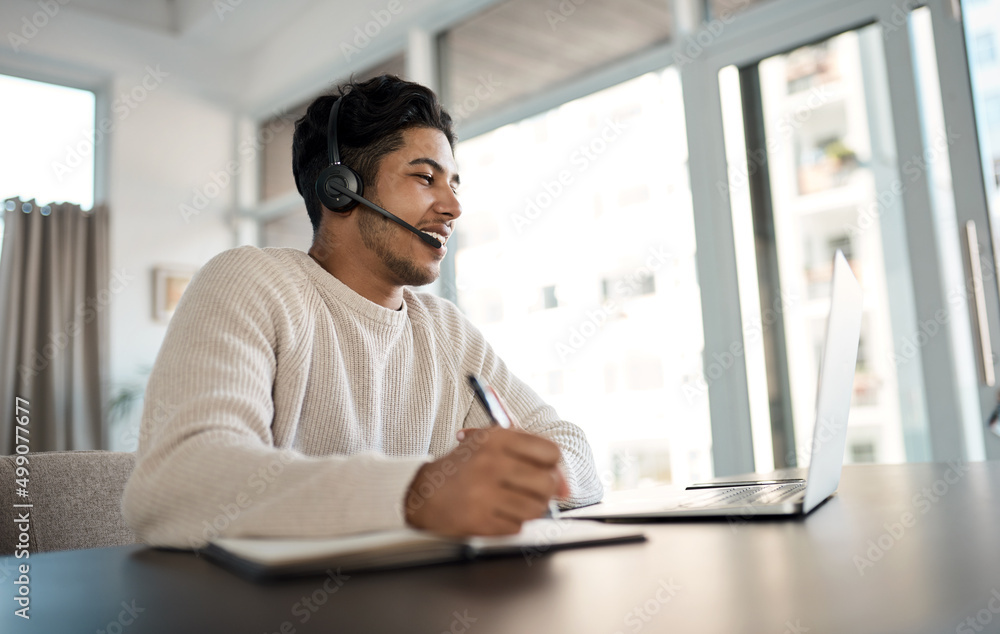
[{"left": 152, "top": 265, "right": 198, "bottom": 323}]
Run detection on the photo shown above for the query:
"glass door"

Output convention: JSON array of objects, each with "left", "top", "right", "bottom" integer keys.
[
  {"left": 703, "top": 0, "right": 998, "bottom": 468},
  {"left": 962, "top": 0, "right": 1000, "bottom": 459},
  {"left": 722, "top": 25, "right": 928, "bottom": 467}
]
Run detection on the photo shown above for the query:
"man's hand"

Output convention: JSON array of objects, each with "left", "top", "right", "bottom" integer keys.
[{"left": 404, "top": 426, "right": 570, "bottom": 536}]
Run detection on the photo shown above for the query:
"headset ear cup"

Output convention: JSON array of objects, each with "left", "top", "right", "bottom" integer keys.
[{"left": 316, "top": 164, "right": 364, "bottom": 212}]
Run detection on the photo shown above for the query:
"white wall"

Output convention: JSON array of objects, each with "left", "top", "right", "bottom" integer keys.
[{"left": 106, "top": 72, "right": 235, "bottom": 450}]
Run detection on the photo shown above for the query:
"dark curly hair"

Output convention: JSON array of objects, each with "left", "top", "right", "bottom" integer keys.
[{"left": 292, "top": 74, "right": 456, "bottom": 236}]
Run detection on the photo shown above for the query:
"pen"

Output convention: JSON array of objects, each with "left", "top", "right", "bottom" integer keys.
[{"left": 466, "top": 374, "right": 560, "bottom": 519}]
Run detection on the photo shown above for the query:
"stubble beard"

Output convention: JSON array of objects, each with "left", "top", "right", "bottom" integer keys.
[{"left": 357, "top": 198, "right": 438, "bottom": 287}]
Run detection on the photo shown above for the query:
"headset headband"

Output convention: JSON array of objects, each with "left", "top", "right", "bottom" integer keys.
[
  {"left": 314, "top": 90, "right": 443, "bottom": 248},
  {"left": 327, "top": 97, "right": 343, "bottom": 166}
]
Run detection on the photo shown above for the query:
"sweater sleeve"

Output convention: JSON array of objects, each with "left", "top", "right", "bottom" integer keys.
[
  {"left": 121, "top": 247, "right": 430, "bottom": 549},
  {"left": 480, "top": 357, "right": 604, "bottom": 509},
  {"left": 442, "top": 305, "right": 604, "bottom": 509}
]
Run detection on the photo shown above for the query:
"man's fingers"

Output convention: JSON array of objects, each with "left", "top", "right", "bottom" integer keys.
[
  {"left": 499, "top": 430, "right": 562, "bottom": 468},
  {"left": 407, "top": 426, "right": 572, "bottom": 537},
  {"left": 494, "top": 487, "right": 551, "bottom": 523},
  {"left": 483, "top": 511, "right": 525, "bottom": 536},
  {"left": 455, "top": 426, "right": 561, "bottom": 469},
  {"left": 499, "top": 459, "right": 560, "bottom": 502}
]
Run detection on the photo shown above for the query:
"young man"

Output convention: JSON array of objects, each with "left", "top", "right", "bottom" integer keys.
[{"left": 122, "top": 75, "right": 602, "bottom": 548}]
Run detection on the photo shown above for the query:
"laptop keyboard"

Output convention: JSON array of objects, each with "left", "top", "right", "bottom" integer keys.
[{"left": 680, "top": 482, "right": 806, "bottom": 509}]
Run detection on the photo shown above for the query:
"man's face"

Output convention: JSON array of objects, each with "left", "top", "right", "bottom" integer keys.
[{"left": 357, "top": 127, "right": 461, "bottom": 287}]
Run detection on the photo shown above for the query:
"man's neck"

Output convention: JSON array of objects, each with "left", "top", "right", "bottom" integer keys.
[{"left": 308, "top": 249, "right": 405, "bottom": 311}]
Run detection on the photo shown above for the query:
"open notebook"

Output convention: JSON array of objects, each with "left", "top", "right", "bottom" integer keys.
[{"left": 205, "top": 519, "right": 645, "bottom": 580}]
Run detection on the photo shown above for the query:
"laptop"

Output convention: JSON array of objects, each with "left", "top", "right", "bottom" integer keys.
[{"left": 561, "top": 250, "right": 863, "bottom": 521}]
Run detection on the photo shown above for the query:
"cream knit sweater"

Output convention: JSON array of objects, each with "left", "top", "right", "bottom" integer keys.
[{"left": 122, "top": 246, "right": 602, "bottom": 548}]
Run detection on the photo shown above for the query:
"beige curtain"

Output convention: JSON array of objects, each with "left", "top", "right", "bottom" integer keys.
[{"left": 0, "top": 197, "right": 111, "bottom": 454}]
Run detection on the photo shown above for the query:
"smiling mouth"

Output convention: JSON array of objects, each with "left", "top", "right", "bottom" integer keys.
[{"left": 422, "top": 231, "right": 449, "bottom": 247}]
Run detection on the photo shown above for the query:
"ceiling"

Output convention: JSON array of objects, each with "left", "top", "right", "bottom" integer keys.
[
  {"left": 0, "top": 0, "right": 428, "bottom": 112},
  {"left": 442, "top": 0, "right": 672, "bottom": 119},
  {"left": 66, "top": 0, "right": 197, "bottom": 35},
  {"left": 3, "top": 0, "right": 673, "bottom": 120}
]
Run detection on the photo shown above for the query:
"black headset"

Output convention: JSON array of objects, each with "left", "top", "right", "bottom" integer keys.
[{"left": 315, "top": 96, "right": 442, "bottom": 248}]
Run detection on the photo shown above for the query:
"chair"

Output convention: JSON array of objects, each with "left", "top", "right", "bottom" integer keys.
[{"left": 0, "top": 450, "right": 138, "bottom": 554}]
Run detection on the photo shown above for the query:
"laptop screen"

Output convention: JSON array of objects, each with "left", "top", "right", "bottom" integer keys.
[{"left": 802, "top": 250, "right": 864, "bottom": 513}]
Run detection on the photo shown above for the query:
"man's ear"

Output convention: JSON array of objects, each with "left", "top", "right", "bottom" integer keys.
[
  {"left": 317, "top": 205, "right": 356, "bottom": 229},
  {"left": 319, "top": 203, "right": 359, "bottom": 221}
]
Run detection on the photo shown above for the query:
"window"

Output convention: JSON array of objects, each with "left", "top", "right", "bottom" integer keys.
[
  {"left": 453, "top": 68, "right": 713, "bottom": 488},
  {"left": 602, "top": 272, "right": 656, "bottom": 303},
  {"left": 723, "top": 27, "right": 918, "bottom": 468},
  {"left": 975, "top": 33, "right": 997, "bottom": 66},
  {"left": 0, "top": 74, "right": 95, "bottom": 208},
  {"left": 986, "top": 94, "right": 1000, "bottom": 129},
  {"left": 0, "top": 74, "right": 95, "bottom": 262},
  {"left": 542, "top": 285, "right": 559, "bottom": 310},
  {"left": 964, "top": 0, "right": 1000, "bottom": 204},
  {"left": 849, "top": 440, "right": 876, "bottom": 463}
]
